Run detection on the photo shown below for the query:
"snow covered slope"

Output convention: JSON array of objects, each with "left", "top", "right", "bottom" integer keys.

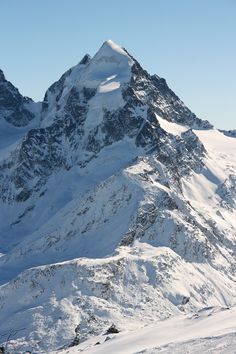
[
  {"left": 56, "top": 306, "right": 236, "bottom": 354},
  {"left": 0, "top": 40, "right": 236, "bottom": 353}
]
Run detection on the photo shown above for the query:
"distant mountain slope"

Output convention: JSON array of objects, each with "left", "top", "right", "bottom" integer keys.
[
  {"left": 0, "top": 68, "right": 40, "bottom": 127},
  {"left": 0, "top": 40, "right": 235, "bottom": 353}
]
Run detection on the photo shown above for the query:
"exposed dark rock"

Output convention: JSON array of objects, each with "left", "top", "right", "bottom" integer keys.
[
  {"left": 79, "top": 54, "right": 91, "bottom": 65},
  {"left": 106, "top": 323, "right": 120, "bottom": 334},
  {"left": 0, "top": 69, "right": 35, "bottom": 126},
  {"left": 220, "top": 129, "right": 236, "bottom": 138},
  {"left": 70, "top": 324, "right": 80, "bottom": 347},
  {"left": 182, "top": 296, "right": 190, "bottom": 305}
]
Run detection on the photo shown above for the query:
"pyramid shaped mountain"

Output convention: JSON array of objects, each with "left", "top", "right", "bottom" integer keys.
[{"left": 0, "top": 41, "right": 236, "bottom": 353}]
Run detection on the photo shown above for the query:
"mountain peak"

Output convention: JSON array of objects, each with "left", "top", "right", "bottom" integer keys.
[
  {"left": 73, "top": 40, "right": 134, "bottom": 92},
  {"left": 0, "top": 69, "right": 6, "bottom": 81},
  {"left": 94, "top": 39, "right": 132, "bottom": 62},
  {"left": 79, "top": 54, "right": 91, "bottom": 65},
  {"left": 101, "top": 39, "right": 124, "bottom": 52}
]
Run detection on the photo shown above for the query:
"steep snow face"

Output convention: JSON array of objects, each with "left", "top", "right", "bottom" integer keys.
[
  {"left": 80, "top": 39, "right": 133, "bottom": 90},
  {"left": 42, "top": 40, "right": 134, "bottom": 128},
  {"left": 156, "top": 115, "right": 188, "bottom": 136},
  {"left": 79, "top": 40, "right": 134, "bottom": 134},
  {"left": 182, "top": 129, "right": 236, "bottom": 211},
  {"left": 0, "top": 41, "right": 236, "bottom": 353}
]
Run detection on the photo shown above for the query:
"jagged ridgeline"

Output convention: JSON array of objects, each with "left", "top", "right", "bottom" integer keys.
[{"left": 0, "top": 40, "right": 236, "bottom": 353}]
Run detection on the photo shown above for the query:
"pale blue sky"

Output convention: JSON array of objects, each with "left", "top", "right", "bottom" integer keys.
[{"left": 1, "top": 0, "right": 235, "bottom": 129}]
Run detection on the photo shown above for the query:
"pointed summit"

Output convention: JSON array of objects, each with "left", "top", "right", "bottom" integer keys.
[
  {"left": 100, "top": 39, "right": 128, "bottom": 56},
  {"left": 79, "top": 54, "right": 91, "bottom": 65},
  {"left": 94, "top": 39, "right": 133, "bottom": 64},
  {"left": 0, "top": 69, "right": 35, "bottom": 127},
  {"left": 0, "top": 69, "right": 6, "bottom": 81},
  {"left": 76, "top": 39, "right": 134, "bottom": 91}
]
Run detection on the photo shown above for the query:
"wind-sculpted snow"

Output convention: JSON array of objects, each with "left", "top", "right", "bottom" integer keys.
[{"left": 0, "top": 40, "right": 236, "bottom": 352}]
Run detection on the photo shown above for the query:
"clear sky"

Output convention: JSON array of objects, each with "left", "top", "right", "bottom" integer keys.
[{"left": 1, "top": 0, "right": 235, "bottom": 129}]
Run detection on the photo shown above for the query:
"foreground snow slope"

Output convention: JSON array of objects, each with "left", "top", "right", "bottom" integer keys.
[
  {"left": 56, "top": 306, "right": 236, "bottom": 354},
  {"left": 0, "top": 40, "right": 236, "bottom": 353},
  {"left": 1, "top": 242, "right": 236, "bottom": 352}
]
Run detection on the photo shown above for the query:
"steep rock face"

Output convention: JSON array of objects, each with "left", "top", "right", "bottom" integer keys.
[
  {"left": 0, "top": 41, "right": 236, "bottom": 353},
  {"left": 0, "top": 69, "right": 37, "bottom": 127}
]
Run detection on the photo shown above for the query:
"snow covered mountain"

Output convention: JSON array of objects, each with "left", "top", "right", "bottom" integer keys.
[{"left": 0, "top": 40, "right": 236, "bottom": 353}]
